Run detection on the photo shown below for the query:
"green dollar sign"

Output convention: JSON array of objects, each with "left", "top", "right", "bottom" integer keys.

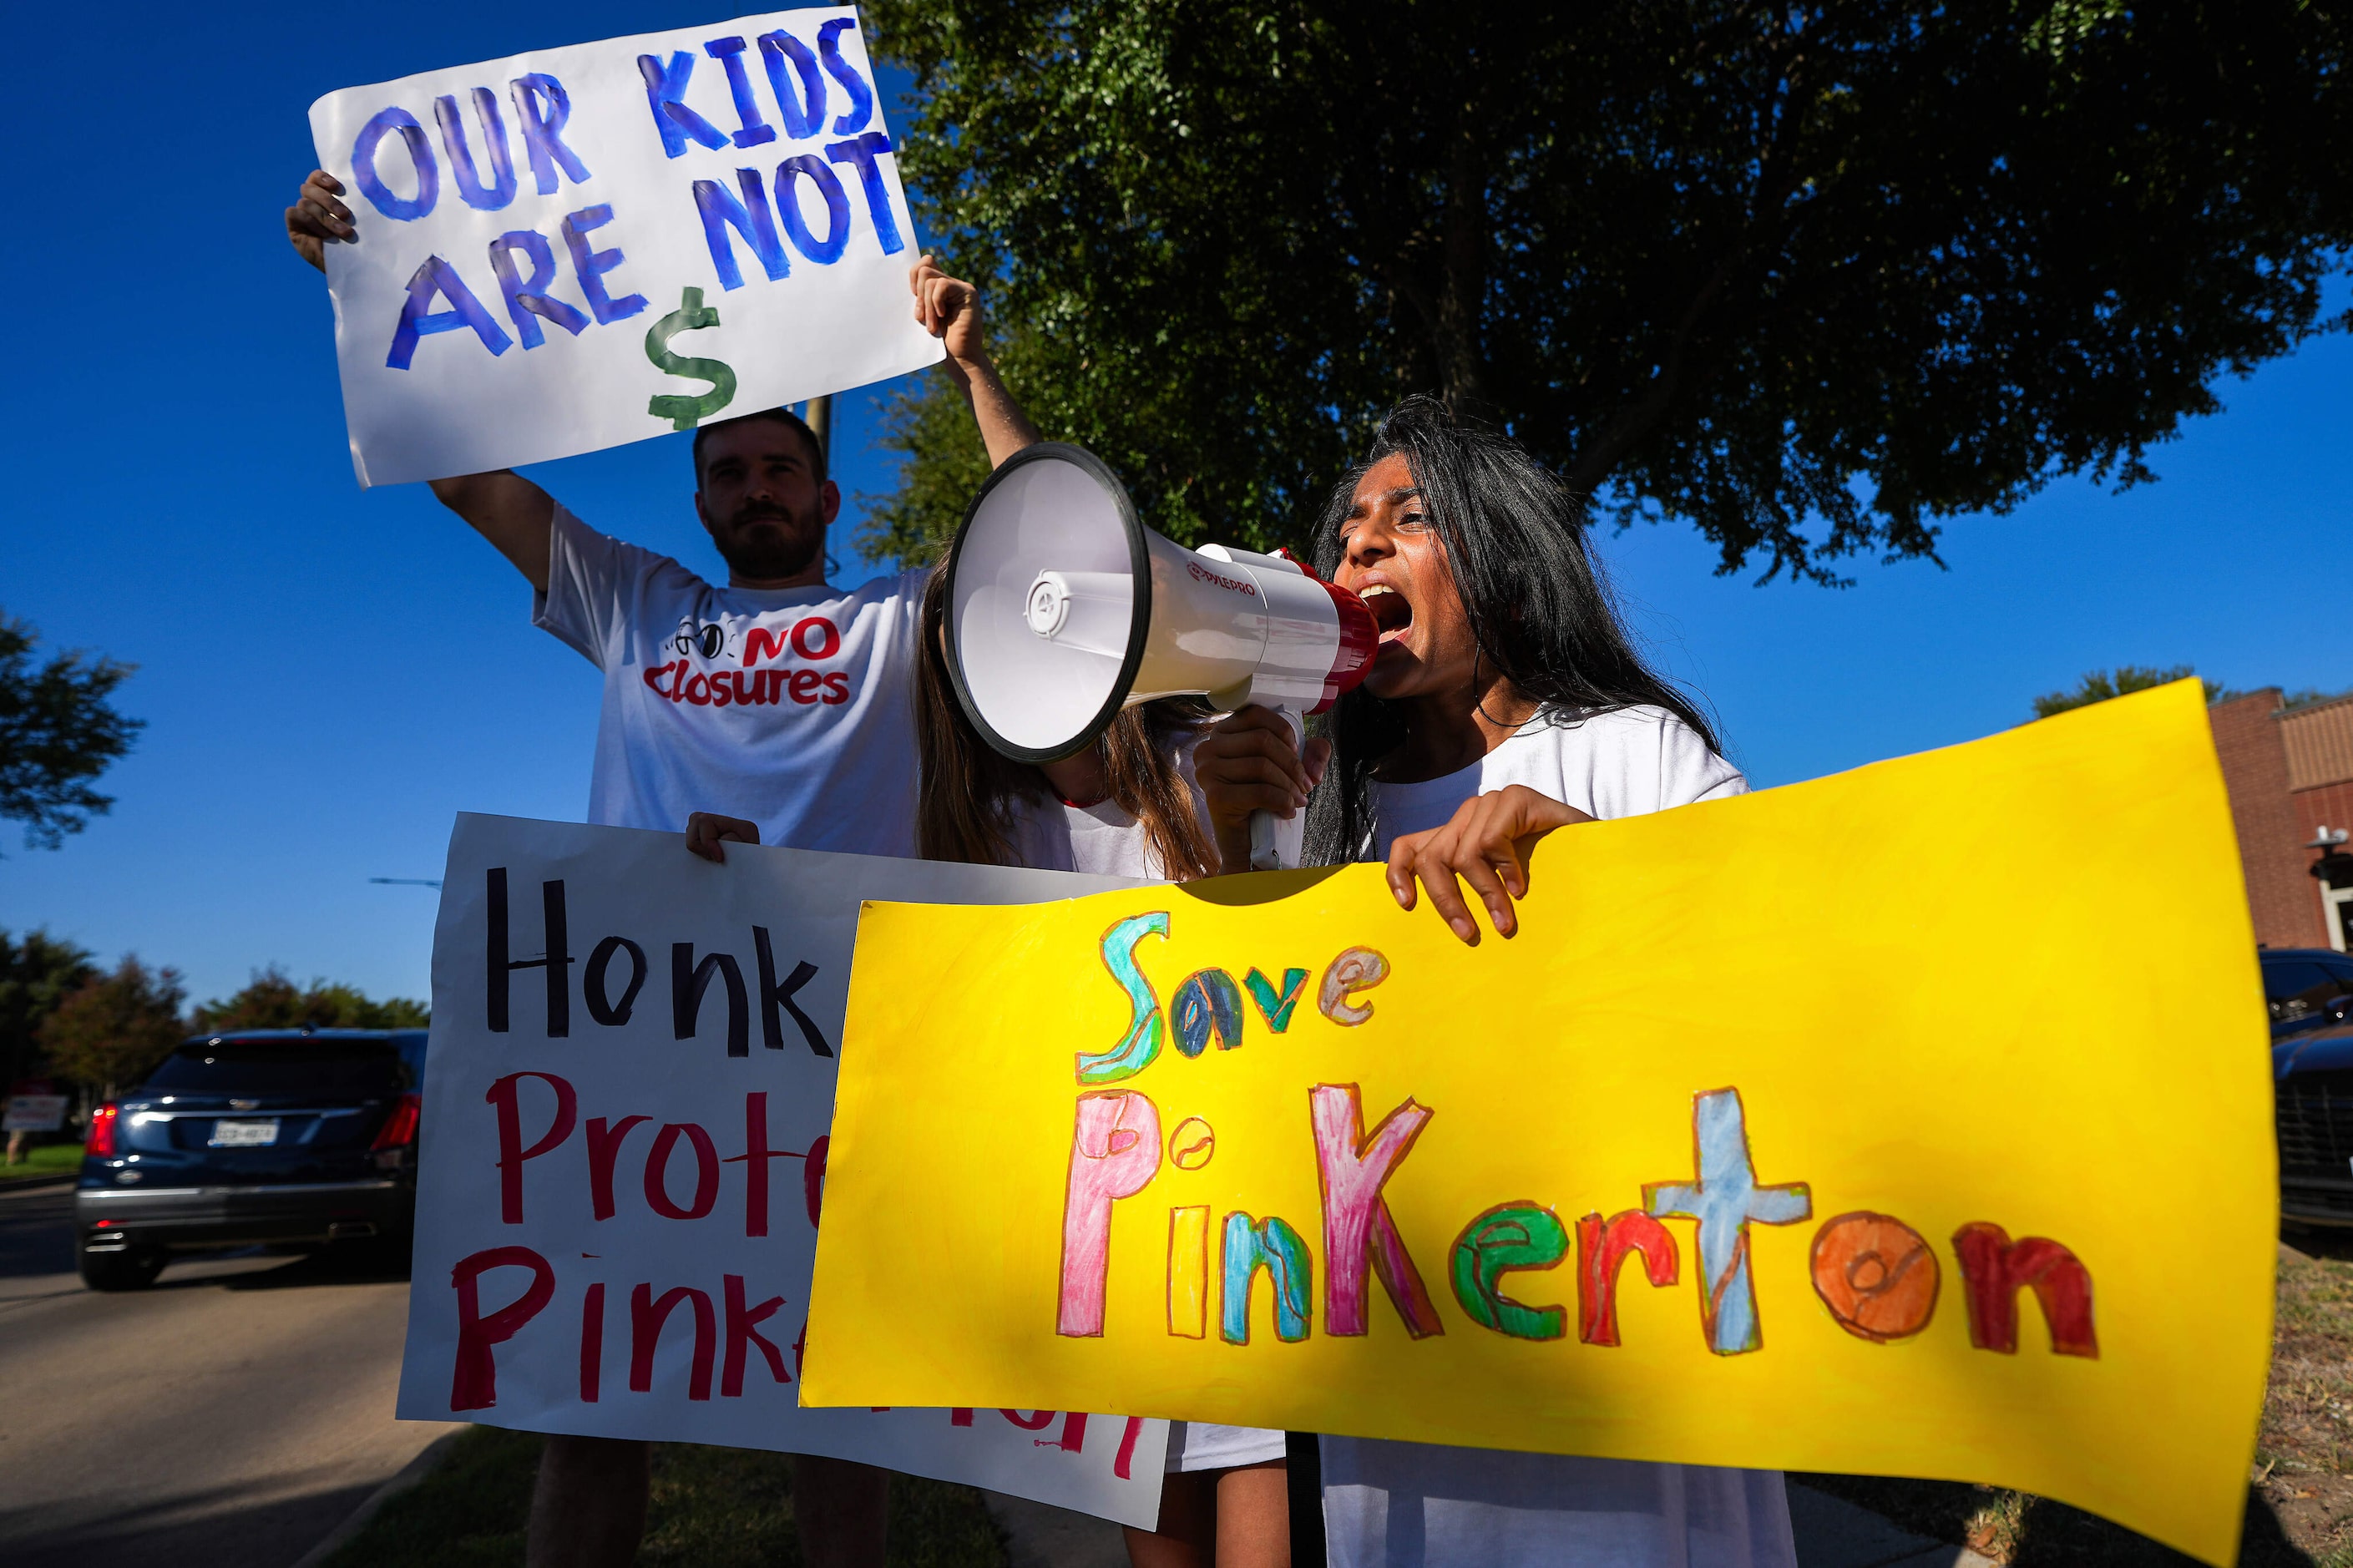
[{"left": 644, "top": 286, "right": 738, "bottom": 431}]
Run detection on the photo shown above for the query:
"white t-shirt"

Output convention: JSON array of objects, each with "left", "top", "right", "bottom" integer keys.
[
  {"left": 1369, "top": 706, "right": 1747, "bottom": 858},
  {"left": 1007, "top": 793, "right": 1169, "bottom": 879},
  {"left": 1325, "top": 706, "right": 1791, "bottom": 1568},
  {"left": 534, "top": 508, "right": 925, "bottom": 854},
  {"left": 1004, "top": 729, "right": 1227, "bottom": 880}
]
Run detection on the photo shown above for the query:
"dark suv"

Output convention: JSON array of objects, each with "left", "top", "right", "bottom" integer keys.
[
  {"left": 2266, "top": 948, "right": 2353, "bottom": 1042},
  {"left": 2269, "top": 951, "right": 2353, "bottom": 1227},
  {"left": 74, "top": 1028, "right": 424, "bottom": 1290}
]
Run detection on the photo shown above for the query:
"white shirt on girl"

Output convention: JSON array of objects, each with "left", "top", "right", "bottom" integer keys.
[{"left": 1326, "top": 704, "right": 1791, "bottom": 1568}]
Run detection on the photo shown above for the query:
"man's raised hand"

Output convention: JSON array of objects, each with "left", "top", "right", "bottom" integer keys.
[
  {"left": 908, "top": 255, "right": 987, "bottom": 384},
  {"left": 286, "top": 169, "right": 355, "bottom": 273}
]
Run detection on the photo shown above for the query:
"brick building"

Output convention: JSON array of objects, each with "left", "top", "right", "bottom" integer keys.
[{"left": 2211, "top": 688, "right": 2353, "bottom": 949}]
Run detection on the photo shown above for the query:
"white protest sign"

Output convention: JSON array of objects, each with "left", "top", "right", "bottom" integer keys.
[
  {"left": 309, "top": 8, "right": 942, "bottom": 487},
  {"left": 3, "top": 1096, "right": 67, "bottom": 1133},
  {"left": 397, "top": 813, "right": 1169, "bottom": 1525}
]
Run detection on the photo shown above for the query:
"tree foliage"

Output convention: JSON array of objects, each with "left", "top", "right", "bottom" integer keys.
[
  {"left": 0, "top": 928, "right": 97, "bottom": 1087},
  {"left": 2031, "top": 665, "right": 2220, "bottom": 720},
  {"left": 856, "top": 366, "right": 995, "bottom": 569},
  {"left": 190, "top": 966, "right": 430, "bottom": 1032},
  {"left": 40, "top": 957, "right": 186, "bottom": 1095},
  {"left": 866, "top": 0, "right": 2352, "bottom": 579},
  {"left": 0, "top": 613, "right": 142, "bottom": 851}
]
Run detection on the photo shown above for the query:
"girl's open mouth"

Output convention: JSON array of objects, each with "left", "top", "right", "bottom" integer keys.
[{"left": 1363, "top": 584, "right": 1414, "bottom": 644}]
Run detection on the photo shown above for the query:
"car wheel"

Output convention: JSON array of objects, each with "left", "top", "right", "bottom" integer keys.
[{"left": 80, "top": 1247, "right": 165, "bottom": 1292}]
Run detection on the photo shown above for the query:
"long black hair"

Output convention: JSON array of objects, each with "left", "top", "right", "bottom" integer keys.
[{"left": 1301, "top": 397, "right": 1723, "bottom": 866}]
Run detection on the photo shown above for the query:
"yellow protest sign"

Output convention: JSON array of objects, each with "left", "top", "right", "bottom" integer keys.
[{"left": 804, "top": 680, "right": 2273, "bottom": 1565}]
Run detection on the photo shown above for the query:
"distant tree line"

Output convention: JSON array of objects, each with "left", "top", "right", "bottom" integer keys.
[
  {"left": 2, "top": 932, "right": 427, "bottom": 1105},
  {"left": 2032, "top": 668, "right": 2347, "bottom": 721}
]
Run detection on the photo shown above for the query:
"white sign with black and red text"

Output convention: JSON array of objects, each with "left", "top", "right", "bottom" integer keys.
[
  {"left": 395, "top": 813, "right": 1169, "bottom": 1525},
  {"left": 3, "top": 1095, "right": 67, "bottom": 1134}
]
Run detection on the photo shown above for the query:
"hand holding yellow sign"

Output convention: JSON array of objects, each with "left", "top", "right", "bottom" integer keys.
[{"left": 805, "top": 681, "right": 2273, "bottom": 1565}]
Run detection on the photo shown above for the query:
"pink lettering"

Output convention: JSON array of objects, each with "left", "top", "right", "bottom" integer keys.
[
  {"left": 1311, "top": 1083, "right": 1444, "bottom": 1338},
  {"left": 630, "top": 1282, "right": 716, "bottom": 1399},
  {"left": 1055, "top": 1091, "right": 1161, "bottom": 1337},
  {"left": 485, "top": 1071, "right": 576, "bottom": 1225},
  {"left": 450, "top": 1244, "right": 554, "bottom": 1410},
  {"left": 586, "top": 1114, "right": 649, "bottom": 1222},
  {"left": 721, "top": 1274, "right": 792, "bottom": 1395},
  {"left": 644, "top": 1122, "right": 721, "bottom": 1220},
  {"left": 579, "top": 1279, "right": 605, "bottom": 1402}
]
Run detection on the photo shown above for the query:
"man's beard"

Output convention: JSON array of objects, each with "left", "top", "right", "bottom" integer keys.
[{"left": 714, "top": 498, "right": 825, "bottom": 580}]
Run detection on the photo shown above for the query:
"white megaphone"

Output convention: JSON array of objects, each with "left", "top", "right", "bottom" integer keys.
[{"left": 944, "top": 443, "right": 1377, "bottom": 870}]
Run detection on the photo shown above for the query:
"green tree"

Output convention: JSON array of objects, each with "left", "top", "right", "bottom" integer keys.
[
  {"left": 0, "top": 929, "right": 98, "bottom": 1090},
  {"left": 866, "top": 1, "right": 2352, "bottom": 578},
  {"left": 190, "top": 966, "right": 429, "bottom": 1032},
  {"left": 857, "top": 365, "right": 996, "bottom": 569},
  {"left": 2031, "top": 665, "right": 2223, "bottom": 720},
  {"left": 0, "top": 613, "right": 143, "bottom": 851},
  {"left": 39, "top": 957, "right": 186, "bottom": 1097}
]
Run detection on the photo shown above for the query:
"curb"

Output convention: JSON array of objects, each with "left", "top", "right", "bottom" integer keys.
[
  {"left": 289, "top": 1427, "right": 468, "bottom": 1568},
  {"left": 0, "top": 1175, "right": 78, "bottom": 1199}
]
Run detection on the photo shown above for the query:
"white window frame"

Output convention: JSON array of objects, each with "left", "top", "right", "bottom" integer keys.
[{"left": 2326, "top": 885, "right": 2353, "bottom": 953}]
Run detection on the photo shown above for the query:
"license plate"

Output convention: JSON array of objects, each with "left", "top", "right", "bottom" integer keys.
[{"left": 209, "top": 1119, "right": 279, "bottom": 1147}]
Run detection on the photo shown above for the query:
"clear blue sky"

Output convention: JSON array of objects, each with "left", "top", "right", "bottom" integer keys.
[{"left": 2, "top": 3, "right": 2346, "bottom": 1008}]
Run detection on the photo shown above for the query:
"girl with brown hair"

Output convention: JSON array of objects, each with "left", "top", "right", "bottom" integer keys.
[{"left": 907, "top": 565, "right": 1219, "bottom": 878}]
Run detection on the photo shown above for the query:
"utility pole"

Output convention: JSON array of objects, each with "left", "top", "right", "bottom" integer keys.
[{"left": 803, "top": 395, "right": 833, "bottom": 466}]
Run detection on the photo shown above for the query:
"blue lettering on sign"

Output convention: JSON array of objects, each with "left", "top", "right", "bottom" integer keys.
[
  {"left": 757, "top": 31, "right": 826, "bottom": 140},
  {"left": 703, "top": 37, "right": 777, "bottom": 148},
  {"left": 826, "top": 133, "right": 903, "bottom": 255},
  {"left": 773, "top": 155, "right": 849, "bottom": 264},
  {"left": 436, "top": 89, "right": 517, "bottom": 212},
  {"left": 638, "top": 51, "right": 729, "bottom": 158},
  {"left": 352, "top": 107, "right": 438, "bottom": 221},
  {"left": 387, "top": 256, "right": 513, "bottom": 369},
  {"left": 560, "top": 205, "right": 649, "bottom": 324},
  {"left": 694, "top": 172, "right": 791, "bottom": 290},
  {"left": 488, "top": 230, "right": 590, "bottom": 348},
  {"left": 816, "top": 18, "right": 874, "bottom": 134},
  {"left": 509, "top": 74, "right": 591, "bottom": 194}
]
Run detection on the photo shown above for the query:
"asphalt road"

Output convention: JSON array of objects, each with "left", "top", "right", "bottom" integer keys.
[{"left": 0, "top": 1181, "right": 444, "bottom": 1568}]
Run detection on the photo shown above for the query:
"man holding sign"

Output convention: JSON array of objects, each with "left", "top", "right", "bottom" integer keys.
[{"left": 289, "top": 108, "right": 1036, "bottom": 1568}]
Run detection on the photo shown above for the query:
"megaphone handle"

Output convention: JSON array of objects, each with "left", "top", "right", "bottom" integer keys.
[
  {"left": 1247, "top": 810, "right": 1281, "bottom": 871},
  {"left": 1246, "top": 706, "right": 1303, "bottom": 872}
]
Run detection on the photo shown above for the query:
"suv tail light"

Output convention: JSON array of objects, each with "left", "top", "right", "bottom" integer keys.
[
  {"left": 85, "top": 1102, "right": 119, "bottom": 1159},
  {"left": 372, "top": 1093, "right": 421, "bottom": 1151}
]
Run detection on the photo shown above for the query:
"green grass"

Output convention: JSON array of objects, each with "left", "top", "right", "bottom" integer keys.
[
  {"left": 0, "top": 1142, "right": 83, "bottom": 1181},
  {"left": 324, "top": 1428, "right": 1011, "bottom": 1568}
]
